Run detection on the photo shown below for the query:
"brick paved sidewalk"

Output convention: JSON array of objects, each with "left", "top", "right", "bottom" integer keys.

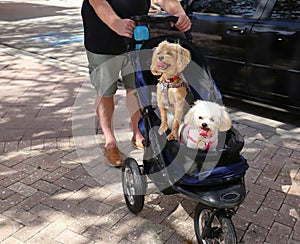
[{"left": 0, "top": 50, "right": 299, "bottom": 244}]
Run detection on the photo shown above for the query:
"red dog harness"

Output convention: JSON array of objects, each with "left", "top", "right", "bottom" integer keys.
[
  {"left": 159, "top": 74, "right": 188, "bottom": 106},
  {"left": 159, "top": 75, "right": 187, "bottom": 91}
]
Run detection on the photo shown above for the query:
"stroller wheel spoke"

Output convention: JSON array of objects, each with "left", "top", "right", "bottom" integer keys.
[{"left": 124, "top": 168, "right": 135, "bottom": 204}]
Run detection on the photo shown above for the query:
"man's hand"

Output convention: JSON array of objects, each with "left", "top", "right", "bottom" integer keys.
[
  {"left": 89, "top": 0, "right": 136, "bottom": 38},
  {"left": 173, "top": 13, "right": 191, "bottom": 32},
  {"left": 111, "top": 18, "right": 136, "bottom": 38},
  {"left": 156, "top": 0, "right": 192, "bottom": 32}
]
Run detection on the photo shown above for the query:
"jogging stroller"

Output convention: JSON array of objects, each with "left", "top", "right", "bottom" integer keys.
[{"left": 122, "top": 15, "right": 249, "bottom": 243}]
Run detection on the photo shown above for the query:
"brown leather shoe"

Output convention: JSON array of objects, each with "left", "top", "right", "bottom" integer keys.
[
  {"left": 131, "top": 138, "right": 145, "bottom": 150},
  {"left": 104, "top": 147, "right": 122, "bottom": 167}
]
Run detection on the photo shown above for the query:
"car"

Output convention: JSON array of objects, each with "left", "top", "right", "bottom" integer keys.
[{"left": 149, "top": 0, "right": 300, "bottom": 113}]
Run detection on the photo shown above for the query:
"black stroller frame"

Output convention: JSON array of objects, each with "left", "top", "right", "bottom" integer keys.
[{"left": 121, "top": 15, "right": 249, "bottom": 243}]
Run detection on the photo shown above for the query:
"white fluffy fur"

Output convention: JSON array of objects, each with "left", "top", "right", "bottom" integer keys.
[{"left": 179, "top": 100, "right": 232, "bottom": 150}]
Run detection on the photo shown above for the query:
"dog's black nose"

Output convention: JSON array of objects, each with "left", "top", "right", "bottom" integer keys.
[
  {"left": 202, "top": 123, "right": 207, "bottom": 128},
  {"left": 158, "top": 56, "right": 164, "bottom": 61}
]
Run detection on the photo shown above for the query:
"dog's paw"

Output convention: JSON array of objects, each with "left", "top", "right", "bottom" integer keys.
[
  {"left": 158, "top": 125, "right": 168, "bottom": 135},
  {"left": 167, "top": 133, "right": 177, "bottom": 141}
]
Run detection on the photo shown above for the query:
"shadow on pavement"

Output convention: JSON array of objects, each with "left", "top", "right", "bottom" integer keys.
[{"left": 0, "top": 2, "right": 74, "bottom": 21}]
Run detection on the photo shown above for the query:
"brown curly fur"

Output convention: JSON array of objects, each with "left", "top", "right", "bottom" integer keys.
[{"left": 151, "top": 40, "right": 191, "bottom": 140}]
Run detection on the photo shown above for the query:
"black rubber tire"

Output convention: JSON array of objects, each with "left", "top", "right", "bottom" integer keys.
[
  {"left": 122, "top": 158, "right": 146, "bottom": 214},
  {"left": 194, "top": 203, "right": 237, "bottom": 244}
]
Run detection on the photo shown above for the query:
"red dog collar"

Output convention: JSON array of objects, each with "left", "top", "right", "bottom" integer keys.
[{"left": 159, "top": 74, "right": 187, "bottom": 92}]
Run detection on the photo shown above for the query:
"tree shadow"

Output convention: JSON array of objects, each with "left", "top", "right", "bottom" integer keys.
[
  {"left": 0, "top": 2, "right": 75, "bottom": 21},
  {"left": 0, "top": 54, "right": 85, "bottom": 143},
  {"left": 1, "top": 3, "right": 299, "bottom": 242},
  {"left": 0, "top": 148, "right": 200, "bottom": 243}
]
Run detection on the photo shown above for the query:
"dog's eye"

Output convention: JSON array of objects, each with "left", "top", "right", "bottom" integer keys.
[
  {"left": 198, "top": 116, "right": 203, "bottom": 120},
  {"left": 210, "top": 118, "right": 215, "bottom": 122},
  {"left": 166, "top": 52, "right": 173, "bottom": 56}
]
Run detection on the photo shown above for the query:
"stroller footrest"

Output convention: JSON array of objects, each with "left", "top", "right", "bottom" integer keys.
[{"left": 175, "top": 180, "right": 246, "bottom": 208}]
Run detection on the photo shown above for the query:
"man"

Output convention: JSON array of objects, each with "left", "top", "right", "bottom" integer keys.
[{"left": 81, "top": 0, "right": 191, "bottom": 166}]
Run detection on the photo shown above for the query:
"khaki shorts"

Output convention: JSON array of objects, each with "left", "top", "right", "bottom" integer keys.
[{"left": 86, "top": 50, "right": 136, "bottom": 97}]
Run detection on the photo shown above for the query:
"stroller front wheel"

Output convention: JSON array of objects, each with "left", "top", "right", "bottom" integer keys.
[
  {"left": 122, "top": 157, "right": 146, "bottom": 214},
  {"left": 194, "top": 203, "right": 237, "bottom": 244}
]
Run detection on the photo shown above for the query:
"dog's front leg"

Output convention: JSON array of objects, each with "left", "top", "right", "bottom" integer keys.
[
  {"left": 168, "top": 106, "right": 183, "bottom": 140},
  {"left": 167, "top": 118, "right": 180, "bottom": 140},
  {"left": 167, "top": 89, "right": 186, "bottom": 140},
  {"left": 158, "top": 106, "right": 168, "bottom": 135}
]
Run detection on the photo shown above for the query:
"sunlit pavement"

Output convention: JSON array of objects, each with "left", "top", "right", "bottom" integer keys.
[{"left": 0, "top": 0, "right": 299, "bottom": 243}]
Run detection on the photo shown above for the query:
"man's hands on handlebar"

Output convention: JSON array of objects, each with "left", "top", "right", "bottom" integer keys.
[
  {"left": 156, "top": 0, "right": 191, "bottom": 32},
  {"left": 172, "top": 13, "right": 192, "bottom": 33},
  {"left": 89, "top": 0, "right": 191, "bottom": 39},
  {"left": 112, "top": 18, "right": 136, "bottom": 38},
  {"left": 115, "top": 13, "right": 191, "bottom": 39}
]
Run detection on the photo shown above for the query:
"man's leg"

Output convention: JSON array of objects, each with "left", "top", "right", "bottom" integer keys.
[
  {"left": 96, "top": 95, "right": 122, "bottom": 166},
  {"left": 96, "top": 95, "right": 116, "bottom": 149},
  {"left": 86, "top": 50, "right": 124, "bottom": 166},
  {"left": 126, "top": 89, "right": 144, "bottom": 149}
]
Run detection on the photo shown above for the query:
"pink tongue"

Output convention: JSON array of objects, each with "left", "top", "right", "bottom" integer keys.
[
  {"left": 200, "top": 129, "right": 209, "bottom": 137},
  {"left": 157, "top": 62, "right": 168, "bottom": 69}
]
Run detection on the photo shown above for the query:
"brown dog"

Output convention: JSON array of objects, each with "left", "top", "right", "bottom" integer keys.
[{"left": 151, "top": 40, "right": 191, "bottom": 140}]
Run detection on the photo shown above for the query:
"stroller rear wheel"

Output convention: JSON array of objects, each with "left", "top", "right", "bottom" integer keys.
[
  {"left": 122, "top": 157, "right": 146, "bottom": 214},
  {"left": 194, "top": 203, "right": 237, "bottom": 244}
]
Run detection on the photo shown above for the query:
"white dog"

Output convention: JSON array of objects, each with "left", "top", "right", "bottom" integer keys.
[{"left": 179, "top": 100, "right": 232, "bottom": 150}]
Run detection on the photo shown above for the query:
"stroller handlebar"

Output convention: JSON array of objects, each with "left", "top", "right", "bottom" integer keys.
[
  {"left": 131, "top": 15, "right": 178, "bottom": 25},
  {"left": 125, "top": 15, "right": 193, "bottom": 51},
  {"left": 131, "top": 15, "right": 193, "bottom": 43}
]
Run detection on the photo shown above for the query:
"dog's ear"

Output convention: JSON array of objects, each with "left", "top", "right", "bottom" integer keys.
[
  {"left": 151, "top": 47, "right": 162, "bottom": 76},
  {"left": 219, "top": 107, "right": 232, "bottom": 131},
  {"left": 176, "top": 45, "right": 191, "bottom": 72},
  {"left": 184, "top": 106, "right": 195, "bottom": 125}
]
